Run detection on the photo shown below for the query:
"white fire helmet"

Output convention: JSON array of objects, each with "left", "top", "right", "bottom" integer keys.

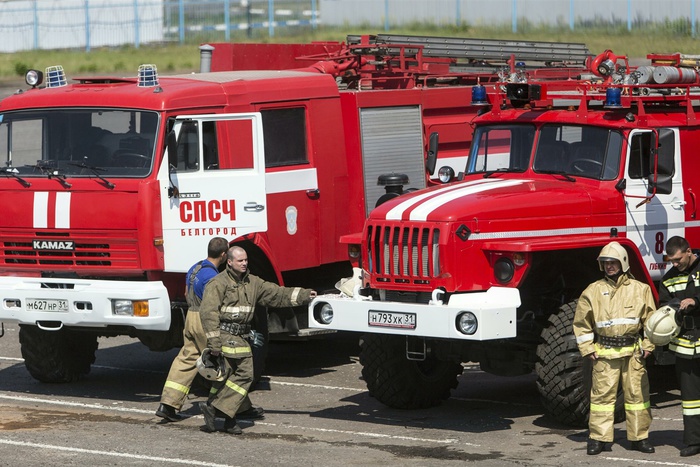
[
  {"left": 597, "top": 241, "right": 630, "bottom": 272},
  {"left": 644, "top": 305, "right": 681, "bottom": 346},
  {"left": 196, "top": 348, "right": 227, "bottom": 382},
  {"left": 334, "top": 267, "right": 363, "bottom": 297}
]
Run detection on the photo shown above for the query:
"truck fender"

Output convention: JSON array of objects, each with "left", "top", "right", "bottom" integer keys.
[{"left": 230, "top": 233, "right": 283, "bottom": 285}]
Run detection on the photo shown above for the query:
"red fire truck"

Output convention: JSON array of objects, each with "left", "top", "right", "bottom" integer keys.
[
  {"left": 309, "top": 49, "right": 700, "bottom": 426},
  {"left": 0, "top": 34, "right": 589, "bottom": 384}
]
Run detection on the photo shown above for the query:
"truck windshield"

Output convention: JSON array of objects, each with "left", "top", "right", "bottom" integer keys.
[
  {"left": 467, "top": 124, "right": 622, "bottom": 181},
  {"left": 466, "top": 125, "right": 534, "bottom": 174},
  {"left": 0, "top": 109, "right": 159, "bottom": 177},
  {"left": 533, "top": 124, "right": 622, "bottom": 180}
]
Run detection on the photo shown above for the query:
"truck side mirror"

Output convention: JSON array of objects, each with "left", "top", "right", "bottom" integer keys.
[
  {"left": 649, "top": 174, "right": 672, "bottom": 195},
  {"left": 167, "top": 130, "right": 178, "bottom": 169},
  {"left": 426, "top": 132, "right": 439, "bottom": 175}
]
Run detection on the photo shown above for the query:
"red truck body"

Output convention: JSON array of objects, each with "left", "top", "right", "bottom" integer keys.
[{"left": 309, "top": 50, "right": 700, "bottom": 425}]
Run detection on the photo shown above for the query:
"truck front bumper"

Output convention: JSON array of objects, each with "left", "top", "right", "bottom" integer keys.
[
  {"left": 309, "top": 287, "right": 520, "bottom": 340},
  {"left": 0, "top": 276, "right": 171, "bottom": 331}
]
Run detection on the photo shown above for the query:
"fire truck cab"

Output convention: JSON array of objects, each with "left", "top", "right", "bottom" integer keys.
[{"left": 309, "top": 50, "right": 700, "bottom": 426}]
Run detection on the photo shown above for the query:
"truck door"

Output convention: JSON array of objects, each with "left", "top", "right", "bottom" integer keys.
[
  {"left": 624, "top": 128, "right": 684, "bottom": 280},
  {"left": 157, "top": 113, "right": 267, "bottom": 273}
]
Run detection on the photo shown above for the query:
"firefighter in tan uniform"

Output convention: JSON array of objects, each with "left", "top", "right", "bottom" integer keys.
[
  {"left": 198, "top": 245, "right": 317, "bottom": 434},
  {"left": 573, "top": 241, "right": 656, "bottom": 455},
  {"left": 156, "top": 237, "right": 263, "bottom": 422},
  {"left": 156, "top": 237, "right": 229, "bottom": 421}
]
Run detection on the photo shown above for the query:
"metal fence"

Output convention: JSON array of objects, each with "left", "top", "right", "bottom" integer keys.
[
  {"left": 0, "top": 0, "right": 319, "bottom": 53},
  {"left": 3, "top": 0, "right": 699, "bottom": 53},
  {"left": 321, "top": 0, "right": 700, "bottom": 36}
]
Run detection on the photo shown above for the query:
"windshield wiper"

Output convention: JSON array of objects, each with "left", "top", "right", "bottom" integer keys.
[
  {"left": 32, "top": 162, "right": 72, "bottom": 189},
  {"left": 537, "top": 169, "right": 576, "bottom": 182},
  {"left": 0, "top": 167, "right": 31, "bottom": 187},
  {"left": 69, "top": 162, "right": 115, "bottom": 189},
  {"left": 483, "top": 168, "right": 522, "bottom": 178}
]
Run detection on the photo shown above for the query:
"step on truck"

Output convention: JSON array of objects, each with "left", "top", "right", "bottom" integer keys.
[
  {"left": 309, "top": 49, "right": 700, "bottom": 426},
  {"left": 0, "top": 34, "right": 589, "bottom": 383}
]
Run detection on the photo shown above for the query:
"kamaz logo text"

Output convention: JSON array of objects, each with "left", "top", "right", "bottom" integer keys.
[
  {"left": 32, "top": 240, "right": 75, "bottom": 251},
  {"left": 180, "top": 200, "right": 236, "bottom": 223}
]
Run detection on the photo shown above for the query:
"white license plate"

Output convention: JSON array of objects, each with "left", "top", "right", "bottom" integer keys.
[
  {"left": 26, "top": 299, "right": 68, "bottom": 312},
  {"left": 368, "top": 310, "right": 416, "bottom": 329}
]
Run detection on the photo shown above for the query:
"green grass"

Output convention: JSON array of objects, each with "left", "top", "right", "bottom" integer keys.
[{"left": 2, "top": 24, "right": 699, "bottom": 82}]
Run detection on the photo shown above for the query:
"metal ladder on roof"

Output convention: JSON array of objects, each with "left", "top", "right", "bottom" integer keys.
[{"left": 346, "top": 34, "right": 592, "bottom": 68}]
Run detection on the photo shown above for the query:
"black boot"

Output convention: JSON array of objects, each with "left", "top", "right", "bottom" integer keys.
[
  {"left": 237, "top": 406, "right": 265, "bottom": 420},
  {"left": 199, "top": 402, "right": 217, "bottom": 433},
  {"left": 630, "top": 439, "right": 655, "bottom": 453},
  {"left": 223, "top": 416, "right": 243, "bottom": 435},
  {"left": 155, "top": 403, "right": 182, "bottom": 422},
  {"left": 587, "top": 439, "right": 604, "bottom": 455},
  {"left": 681, "top": 445, "right": 700, "bottom": 457}
]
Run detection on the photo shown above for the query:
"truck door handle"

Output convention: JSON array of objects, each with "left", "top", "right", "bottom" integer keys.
[
  {"left": 671, "top": 200, "right": 687, "bottom": 209},
  {"left": 244, "top": 202, "right": 265, "bottom": 212}
]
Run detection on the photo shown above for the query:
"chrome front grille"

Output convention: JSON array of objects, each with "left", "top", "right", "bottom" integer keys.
[
  {"left": 367, "top": 222, "right": 440, "bottom": 279},
  {"left": 1, "top": 231, "right": 138, "bottom": 268}
]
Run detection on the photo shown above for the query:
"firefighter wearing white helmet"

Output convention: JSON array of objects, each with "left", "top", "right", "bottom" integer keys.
[
  {"left": 659, "top": 236, "right": 700, "bottom": 457},
  {"left": 573, "top": 241, "right": 656, "bottom": 455}
]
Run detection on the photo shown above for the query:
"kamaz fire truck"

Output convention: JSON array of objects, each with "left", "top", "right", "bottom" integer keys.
[
  {"left": 0, "top": 34, "right": 590, "bottom": 384},
  {"left": 309, "top": 49, "right": 700, "bottom": 426}
]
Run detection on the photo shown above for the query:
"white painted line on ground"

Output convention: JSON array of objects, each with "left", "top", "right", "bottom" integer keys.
[
  {"left": 0, "top": 392, "right": 476, "bottom": 447},
  {"left": 271, "top": 380, "right": 364, "bottom": 392},
  {"left": 0, "top": 393, "right": 152, "bottom": 414},
  {"left": 654, "top": 416, "right": 683, "bottom": 422},
  {"left": 252, "top": 421, "right": 477, "bottom": 446},
  {"left": 0, "top": 438, "right": 236, "bottom": 467},
  {"left": 603, "top": 456, "right": 700, "bottom": 466}
]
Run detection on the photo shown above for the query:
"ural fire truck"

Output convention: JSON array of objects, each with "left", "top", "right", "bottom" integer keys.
[
  {"left": 309, "top": 49, "right": 700, "bottom": 426},
  {"left": 0, "top": 34, "right": 590, "bottom": 384}
]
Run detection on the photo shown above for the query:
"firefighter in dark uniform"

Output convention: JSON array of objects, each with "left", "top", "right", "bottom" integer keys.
[
  {"left": 156, "top": 237, "right": 262, "bottom": 422},
  {"left": 573, "top": 241, "right": 656, "bottom": 455},
  {"left": 198, "top": 245, "right": 317, "bottom": 434},
  {"left": 659, "top": 236, "right": 700, "bottom": 457}
]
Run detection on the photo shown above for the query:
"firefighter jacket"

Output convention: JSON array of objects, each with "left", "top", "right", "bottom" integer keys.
[
  {"left": 573, "top": 272, "right": 656, "bottom": 359},
  {"left": 660, "top": 256, "right": 700, "bottom": 357},
  {"left": 199, "top": 266, "right": 314, "bottom": 358}
]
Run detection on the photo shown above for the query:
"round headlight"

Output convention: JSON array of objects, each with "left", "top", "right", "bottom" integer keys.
[
  {"left": 25, "top": 69, "right": 43, "bottom": 87},
  {"left": 314, "top": 302, "right": 334, "bottom": 324},
  {"left": 348, "top": 244, "right": 361, "bottom": 259},
  {"left": 438, "top": 166, "right": 455, "bottom": 183},
  {"left": 494, "top": 257, "right": 515, "bottom": 283},
  {"left": 457, "top": 311, "right": 478, "bottom": 335}
]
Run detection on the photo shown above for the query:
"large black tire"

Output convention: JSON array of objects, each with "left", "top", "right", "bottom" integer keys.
[
  {"left": 359, "top": 334, "right": 462, "bottom": 409},
  {"left": 19, "top": 325, "right": 98, "bottom": 383},
  {"left": 536, "top": 300, "right": 623, "bottom": 427}
]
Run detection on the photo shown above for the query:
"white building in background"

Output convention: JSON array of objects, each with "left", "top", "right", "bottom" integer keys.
[
  {"left": 0, "top": 0, "right": 164, "bottom": 53},
  {"left": 319, "top": 0, "right": 698, "bottom": 30}
]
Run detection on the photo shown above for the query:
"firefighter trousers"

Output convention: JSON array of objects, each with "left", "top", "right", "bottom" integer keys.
[
  {"left": 210, "top": 354, "right": 254, "bottom": 419},
  {"left": 675, "top": 357, "right": 700, "bottom": 446},
  {"left": 589, "top": 355, "right": 651, "bottom": 442},
  {"left": 160, "top": 310, "right": 252, "bottom": 413}
]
